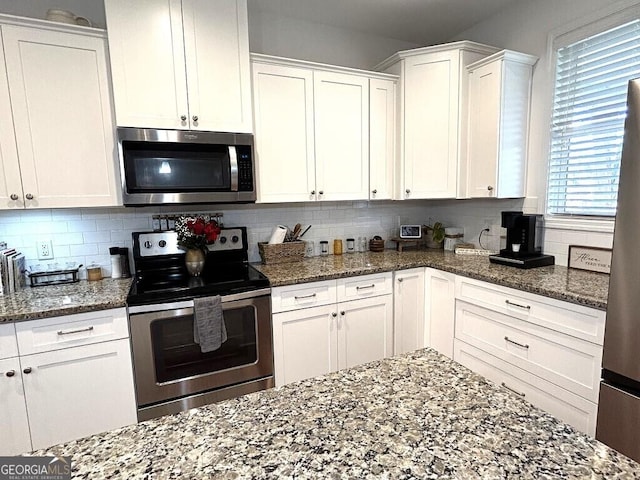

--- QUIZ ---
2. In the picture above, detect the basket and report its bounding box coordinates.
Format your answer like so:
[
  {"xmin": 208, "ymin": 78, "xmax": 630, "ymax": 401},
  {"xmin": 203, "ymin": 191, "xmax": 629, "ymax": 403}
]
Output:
[{"xmin": 258, "ymin": 241, "xmax": 306, "ymax": 264}]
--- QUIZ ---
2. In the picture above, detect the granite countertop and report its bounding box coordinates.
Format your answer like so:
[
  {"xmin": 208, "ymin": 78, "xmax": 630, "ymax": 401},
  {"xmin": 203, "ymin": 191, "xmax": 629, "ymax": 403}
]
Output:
[
  {"xmin": 0, "ymin": 278, "xmax": 132, "ymax": 323},
  {"xmin": 34, "ymin": 348, "xmax": 638, "ymax": 478},
  {"xmin": 253, "ymin": 250, "xmax": 610, "ymax": 310}
]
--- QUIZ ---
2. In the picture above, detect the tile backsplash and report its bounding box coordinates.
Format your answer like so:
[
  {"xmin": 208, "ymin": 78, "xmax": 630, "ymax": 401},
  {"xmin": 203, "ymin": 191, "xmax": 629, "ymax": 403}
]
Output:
[{"xmin": 0, "ymin": 198, "xmax": 526, "ymax": 278}]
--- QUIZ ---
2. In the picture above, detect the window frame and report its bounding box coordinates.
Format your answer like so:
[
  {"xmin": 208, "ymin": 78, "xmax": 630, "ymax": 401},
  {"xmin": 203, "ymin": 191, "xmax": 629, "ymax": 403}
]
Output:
[{"xmin": 544, "ymin": 0, "xmax": 640, "ymax": 232}]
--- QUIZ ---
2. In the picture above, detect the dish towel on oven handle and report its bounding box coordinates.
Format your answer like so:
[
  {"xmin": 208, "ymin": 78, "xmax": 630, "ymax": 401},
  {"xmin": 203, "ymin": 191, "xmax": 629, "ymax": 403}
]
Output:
[{"xmin": 193, "ymin": 295, "xmax": 228, "ymax": 353}]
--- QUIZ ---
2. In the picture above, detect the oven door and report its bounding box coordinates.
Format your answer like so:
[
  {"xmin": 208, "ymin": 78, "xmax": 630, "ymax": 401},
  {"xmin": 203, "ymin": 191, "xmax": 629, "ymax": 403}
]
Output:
[
  {"xmin": 118, "ymin": 128, "xmax": 255, "ymax": 205},
  {"xmin": 128, "ymin": 290, "xmax": 272, "ymax": 415}
]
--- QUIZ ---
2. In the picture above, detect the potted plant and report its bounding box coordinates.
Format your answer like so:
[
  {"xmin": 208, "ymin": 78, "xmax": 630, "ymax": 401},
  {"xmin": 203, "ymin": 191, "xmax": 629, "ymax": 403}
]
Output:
[
  {"xmin": 175, "ymin": 215, "xmax": 221, "ymax": 276},
  {"xmin": 425, "ymin": 221, "xmax": 445, "ymax": 249}
]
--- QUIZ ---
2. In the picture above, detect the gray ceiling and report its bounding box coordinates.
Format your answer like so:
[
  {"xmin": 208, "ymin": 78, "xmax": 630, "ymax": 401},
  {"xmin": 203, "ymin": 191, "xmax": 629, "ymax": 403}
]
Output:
[{"xmin": 247, "ymin": 0, "xmax": 524, "ymax": 45}]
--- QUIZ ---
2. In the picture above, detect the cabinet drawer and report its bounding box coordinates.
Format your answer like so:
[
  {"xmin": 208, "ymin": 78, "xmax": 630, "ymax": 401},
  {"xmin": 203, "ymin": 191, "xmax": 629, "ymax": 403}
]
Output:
[
  {"xmin": 454, "ymin": 340, "xmax": 597, "ymax": 436},
  {"xmin": 455, "ymin": 301, "xmax": 602, "ymax": 402},
  {"xmin": 455, "ymin": 276, "xmax": 606, "ymax": 345},
  {"xmin": 0, "ymin": 323, "xmax": 18, "ymax": 360},
  {"xmin": 337, "ymin": 272, "xmax": 392, "ymax": 302},
  {"xmin": 15, "ymin": 308, "xmax": 128, "ymax": 355},
  {"xmin": 272, "ymin": 280, "xmax": 337, "ymax": 313}
]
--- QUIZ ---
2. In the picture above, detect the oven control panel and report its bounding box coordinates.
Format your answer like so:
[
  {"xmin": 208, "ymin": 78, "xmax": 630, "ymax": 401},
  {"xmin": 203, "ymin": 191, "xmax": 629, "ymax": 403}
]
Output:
[{"xmin": 136, "ymin": 229, "xmax": 245, "ymax": 257}]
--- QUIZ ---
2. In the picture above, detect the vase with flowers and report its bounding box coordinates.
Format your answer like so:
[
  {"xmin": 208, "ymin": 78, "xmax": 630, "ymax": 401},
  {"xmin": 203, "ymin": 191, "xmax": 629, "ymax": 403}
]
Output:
[{"xmin": 175, "ymin": 215, "xmax": 221, "ymax": 276}]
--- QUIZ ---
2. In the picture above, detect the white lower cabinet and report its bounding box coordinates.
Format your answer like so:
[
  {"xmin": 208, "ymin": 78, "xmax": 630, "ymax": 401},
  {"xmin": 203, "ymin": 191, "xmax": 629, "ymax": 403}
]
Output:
[
  {"xmin": 1, "ymin": 308, "xmax": 137, "ymax": 454},
  {"xmin": 455, "ymin": 341, "xmax": 598, "ymax": 435},
  {"xmin": 20, "ymin": 338, "xmax": 136, "ymax": 450},
  {"xmin": 424, "ymin": 268, "xmax": 455, "ymax": 358},
  {"xmin": 453, "ymin": 276, "xmax": 605, "ymax": 435},
  {"xmin": 0, "ymin": 357, "xmax": 32, "ymax": 454},
  {"xmin": 272, "ymin": 274, "xmax": 393, "ymax": 387},
  {"xmin": 393, "ymin": 268, "xmax": 425, "ymax": 355}
]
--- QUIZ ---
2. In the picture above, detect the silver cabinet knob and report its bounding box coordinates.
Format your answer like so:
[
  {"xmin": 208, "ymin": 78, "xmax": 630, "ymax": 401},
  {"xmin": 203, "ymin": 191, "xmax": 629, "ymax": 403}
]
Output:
[
  {"xmin": 319, "ymin": 191, "xmax": 324, "ymax": 195},
  {"xmin": 192, "ymin": 115, "xmax": 198, "ymax": 122},
  {"xmin": 23, "ymin": 367, "xmax": 32, "ymax": 374},
  {"xmin": 398, "ymin": 278, "xmax": 403, "ymax": 283},
  {"xmin": 180, "ymin": 115, "xmax": 187, "ymax": 122},
  {"xmin": 9, "ymin": 194, "xmax": 18, "ymax": 201},
  {"xmin": 311, "ymin": 190, "xmax": 316, "ymax": 195},
  {"xmin": 372, "ymin": 189, "xmax": 377, "ymax": 195},
  {"xmin": 25, "ymin": 193, "xmax": 34, "ymax": 200},
  {"xmin": 487, "ymin": 186, "xmax": 494, "ymax": 191},
  {"xmin": 331, "ymin": 312, "xmax": 337, "ymax": 318},
  {"xmin": 5, "ymin": 370, "xmax": 15, "ymax": 377},
  {"xmin": 340, "ymin": 311, "xmax": 345, "ymax": 316},
  {"xmin": 405, "ymin": 189, "xmax": 410, "ymax": 195}
]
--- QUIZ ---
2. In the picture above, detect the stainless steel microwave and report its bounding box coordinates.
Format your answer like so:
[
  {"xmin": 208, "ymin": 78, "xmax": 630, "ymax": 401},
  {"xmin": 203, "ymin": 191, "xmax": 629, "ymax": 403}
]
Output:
[{"xmin": 117, "ymin": 128, "xmax": 256, "ymax": 205}]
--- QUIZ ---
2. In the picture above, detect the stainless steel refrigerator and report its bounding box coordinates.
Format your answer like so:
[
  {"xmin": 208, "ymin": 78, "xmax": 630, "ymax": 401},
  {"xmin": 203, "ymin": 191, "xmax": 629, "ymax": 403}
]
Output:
[{"xmin": 595, "ymin": 79, "xmax": 640, "ymax": 462}]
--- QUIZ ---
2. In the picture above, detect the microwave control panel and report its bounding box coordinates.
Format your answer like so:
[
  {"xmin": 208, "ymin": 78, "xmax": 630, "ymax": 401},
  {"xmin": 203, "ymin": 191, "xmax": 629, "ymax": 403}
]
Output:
[{"xmin": 237, "ymin": 146, "xmax": 254, "ymax": 191}]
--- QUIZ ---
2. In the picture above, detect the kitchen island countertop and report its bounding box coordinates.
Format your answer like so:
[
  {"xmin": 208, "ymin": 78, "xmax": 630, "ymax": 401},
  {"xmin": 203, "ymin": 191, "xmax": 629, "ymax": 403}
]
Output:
[
  {"xmin": 253, "ymin": 249, "xmax": 610, "ymax": 310},
  {"xmin": 34, "ymin": 348, "xmax": 638, "ymax": 478},
  {"xmin": 0, "ymin": 278, "xmax": 132, "ymax": 323}
]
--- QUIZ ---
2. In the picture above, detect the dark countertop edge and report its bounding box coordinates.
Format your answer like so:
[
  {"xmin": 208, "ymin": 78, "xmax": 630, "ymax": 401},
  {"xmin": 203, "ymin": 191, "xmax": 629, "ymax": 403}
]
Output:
[
  {"xmin": 3, "ymin": 301, "xmax": 128, "ymax": 323},
  {"xmin": 259, "ymin": 258, "xmax": 608, "ymax": 311}
]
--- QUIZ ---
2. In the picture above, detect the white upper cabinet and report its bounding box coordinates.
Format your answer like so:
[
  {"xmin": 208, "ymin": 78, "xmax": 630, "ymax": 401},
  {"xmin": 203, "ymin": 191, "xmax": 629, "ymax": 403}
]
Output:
[
  {"xmin": 252, "ymin": 55, "xmax": 397, "ymax": 204},
  {"xmin": 465, "ymin": 50, "xmax": 537, "ymax": 198},
  {"xmin": 0, "ymin": 20, "xmax": 120, "ymax": 209},
  {"xmin": 105, "ymin": 0, "xmax": 252, "ymax": 133},
  {"xmin": 252, "ymin": 63, "xmax": 316, "ymax": 203},
  {"xmin": 369, "ymin": 78, "xmax": 396, "ymax": 200},
  {"xmin": 377, "ymin": 41, "xmax": 498, "ymax": 200},
  {"xmin": 314, "ymin": 71, "xmax": 369, "ymax": 201}
]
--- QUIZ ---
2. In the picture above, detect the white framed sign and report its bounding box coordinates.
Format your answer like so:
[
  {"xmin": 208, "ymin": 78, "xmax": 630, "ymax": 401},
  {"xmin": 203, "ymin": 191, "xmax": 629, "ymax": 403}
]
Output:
[{"xmin": 568, "ymin": 245, "xmax": 612, "ymax": 274}]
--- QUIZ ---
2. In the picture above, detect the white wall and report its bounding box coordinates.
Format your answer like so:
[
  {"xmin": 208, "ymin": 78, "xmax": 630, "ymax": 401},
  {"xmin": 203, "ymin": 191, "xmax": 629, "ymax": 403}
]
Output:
[
  {"xmin": 0, "ymin": 0, "xmax": 105, "ymax": 27},
  {"xmin": 445, "ymin": 0, "xmax": 635, "ymax": 265},
  {"xmin": 247, "ymin": 9, "xmax": 420, "ymax": 69}
]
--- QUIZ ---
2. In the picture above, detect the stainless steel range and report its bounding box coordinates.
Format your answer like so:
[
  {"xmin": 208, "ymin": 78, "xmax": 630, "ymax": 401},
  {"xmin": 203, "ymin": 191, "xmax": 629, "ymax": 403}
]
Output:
[{"xmin": 127, "ymin": 227, "xmax": 273, "ymax": 421}]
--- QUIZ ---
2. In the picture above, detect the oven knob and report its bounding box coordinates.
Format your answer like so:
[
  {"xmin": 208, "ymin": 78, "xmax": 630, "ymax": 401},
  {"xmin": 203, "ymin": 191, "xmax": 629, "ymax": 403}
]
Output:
[
  {"xmin": 159, "ymin": 240, "xmax": 167, "ymax": 248},
  {"xmin": 144, "ymin": 241, "xmax": 152, "ymax": 249},
  {"xmin": 219, "ymin": 236, "xmax": 227, "ymax": 244},
  {"xmin": 232, "ymin": 235, "xmax": 239, "ymax": 243}
]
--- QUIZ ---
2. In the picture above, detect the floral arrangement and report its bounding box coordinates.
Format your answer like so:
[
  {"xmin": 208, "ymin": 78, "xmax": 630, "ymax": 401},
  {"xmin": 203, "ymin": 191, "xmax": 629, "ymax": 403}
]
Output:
[{"xmin": 175, "ymin": 215, "xmax": 221, "ymax": 250}]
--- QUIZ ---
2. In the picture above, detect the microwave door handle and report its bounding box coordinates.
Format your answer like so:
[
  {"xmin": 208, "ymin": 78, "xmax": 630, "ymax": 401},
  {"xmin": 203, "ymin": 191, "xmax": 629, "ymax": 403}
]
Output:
[{"xmin": 229, "ymin": 146, "xmax": 239, "ymax": 192}]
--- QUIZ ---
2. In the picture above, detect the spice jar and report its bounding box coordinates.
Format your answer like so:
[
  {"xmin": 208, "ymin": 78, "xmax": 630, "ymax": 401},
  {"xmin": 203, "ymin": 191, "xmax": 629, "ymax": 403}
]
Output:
[
  {"xmin": 320, "ymin": 241, "xmax": 329, "ymax": 256},
  {"xmin": 333, "ymin": 239, "xmax": 343, "ymax": 255},
  {"xmin": 346, "ymin": 238, "xmax": 355, "ymax": 253}
]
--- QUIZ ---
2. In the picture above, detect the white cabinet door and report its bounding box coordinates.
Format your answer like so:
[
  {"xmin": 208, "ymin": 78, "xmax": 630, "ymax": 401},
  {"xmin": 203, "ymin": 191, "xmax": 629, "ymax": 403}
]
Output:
[
  {"xmin": 466, "ymin": 51, "xmax": 535, "ymax": 199},
  {"xmin": 272, "ymin": 304, "xmax": 337, "ymax": 387},
  {"xmin": 467, "ymin": 59, "xmax": 500, "ymax": 198},
  {"xmin": 339, "ymin": 295, "xmax": 393, "ymax": 370},
  {"xmin": 369, "ymin": 78, "xmax": 395, "ymax": 200},
  {"xmin": 393, "ymin": 268, "xmax": 426, "ymax": 355},
  {"xmin": 0, "ymin": 357, "xmax": 32, "ymax": 455},
  {"xmin": 104, "ymin": 0, "xmax": 188, "ymax": 129},
  {"xmin": 182, "ymin": 0, "xmax": 251, "ymax": 133},
  {"xmin": 252, "ymin": 63, "xmax": 316, "ymax": 203},
  {"xmin": 424, "ymin": 268, "xmax": 455, "ymax": 358},
  {"xmin": 21, "ymin": 339, "xmax": 137, "ymax": 450},
  {"xmin": 402, "ymin": 51, "xmax": 458, "ymax": 199},
  {"xmin": 0, "ymin": 323, "xmax": 18, "ymax": 360},
  {"xmin": 314, "ymin": 71, "xmax": 369, "ymax": 201},
  {"xmin": 2, "ymin": 25, "xmax": 119, "ymax": 208},
  {"xmin": 0, "ymin": 33, "xmax": 23, "ymax": 210}
]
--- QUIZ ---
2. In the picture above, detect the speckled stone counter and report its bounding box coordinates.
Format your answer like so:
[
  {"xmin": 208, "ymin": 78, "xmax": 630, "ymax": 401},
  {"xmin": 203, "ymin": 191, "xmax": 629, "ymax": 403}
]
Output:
[
  {"xmin": 34, "ymin": 348, "xmax": 638, "ymax": 478},
  {"xmin": 0, "ymin": 278, "xmax": 132, "ymax": 323},
  {"xmin": 253, "ymin": 250, "xmax": 610, "ymax": 310}
]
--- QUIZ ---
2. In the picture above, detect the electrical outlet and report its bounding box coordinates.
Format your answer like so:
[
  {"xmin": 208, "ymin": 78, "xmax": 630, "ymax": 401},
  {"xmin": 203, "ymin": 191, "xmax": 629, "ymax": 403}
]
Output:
[{"xmin": 37, "ymin": 240, "xmax": 53, "ymax": 260}]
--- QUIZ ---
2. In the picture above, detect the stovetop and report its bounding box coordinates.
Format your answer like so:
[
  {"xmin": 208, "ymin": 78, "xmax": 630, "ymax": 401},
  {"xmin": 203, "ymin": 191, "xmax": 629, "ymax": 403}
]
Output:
[{"xmin": 127, "ymin": 227, "xmax": 270, "ymax": 306}]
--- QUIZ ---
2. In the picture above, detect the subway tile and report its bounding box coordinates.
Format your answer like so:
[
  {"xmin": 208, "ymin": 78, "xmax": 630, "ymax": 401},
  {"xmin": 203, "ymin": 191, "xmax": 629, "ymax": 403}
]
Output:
[
  {"xmin": 69, "ymin": 244, "xmax": 99, "ymax": 256},
  {"xmin": 68, "ymin": 220, "xmax": 97, "ymax": 233},
  {"xmin": 96, "ymin": 219, "xmax": 124, "ymax": 231},
  {"xmin": 53, "ymin": 233, "xmax": 84, "ymax": 246}
]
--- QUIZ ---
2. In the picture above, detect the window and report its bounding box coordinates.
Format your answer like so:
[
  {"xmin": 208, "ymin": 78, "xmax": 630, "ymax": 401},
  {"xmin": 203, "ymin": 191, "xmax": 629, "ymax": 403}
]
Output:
[{"xmin": 547, "ymin": 20, "xmax": 640, "ymax": 217}]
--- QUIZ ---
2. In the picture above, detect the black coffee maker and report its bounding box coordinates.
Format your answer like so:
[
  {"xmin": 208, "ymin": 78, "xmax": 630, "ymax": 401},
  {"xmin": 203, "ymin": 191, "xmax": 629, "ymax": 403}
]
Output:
[{"xmin": 489, "ymin": 211, "xmax": 555, "ymax": 269}]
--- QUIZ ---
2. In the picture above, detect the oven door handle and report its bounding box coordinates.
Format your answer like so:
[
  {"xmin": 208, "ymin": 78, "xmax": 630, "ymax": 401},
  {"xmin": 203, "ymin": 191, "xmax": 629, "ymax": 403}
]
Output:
[{"xmin": 127, "ymin": 288, "xmax": 271, "ymax": 314}]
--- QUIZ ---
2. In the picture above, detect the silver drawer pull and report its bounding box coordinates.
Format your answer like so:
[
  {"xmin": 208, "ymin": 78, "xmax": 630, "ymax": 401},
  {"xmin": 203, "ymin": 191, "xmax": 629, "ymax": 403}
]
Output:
[
  {"xmin": 356, "ymin": 284, "xmax": 376, "ymax": 290},
  {"xmin": 294, "ymin": 293, "xmax": 317, "ymax": 300},
  {"xmin": 57, "ymin": 326, "xmax": 94, "ymax": 336},
  {"xmin": 504, "ymin": 336, "xmax": 529, "ymax": 349},
  {"xmin": 505, "ymin": 300, "xmax": 531, "ymax": 310},
  {"xmin": 501, "ymin": 382, "xmax": 526, "ymax": 398}
]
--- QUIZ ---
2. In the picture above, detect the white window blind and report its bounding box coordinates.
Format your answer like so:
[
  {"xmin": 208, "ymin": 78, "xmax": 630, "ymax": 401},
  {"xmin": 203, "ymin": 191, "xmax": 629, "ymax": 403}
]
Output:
[{"xmin": 547, "ymin": 20, "xmax": 640, "ymax": 217}]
